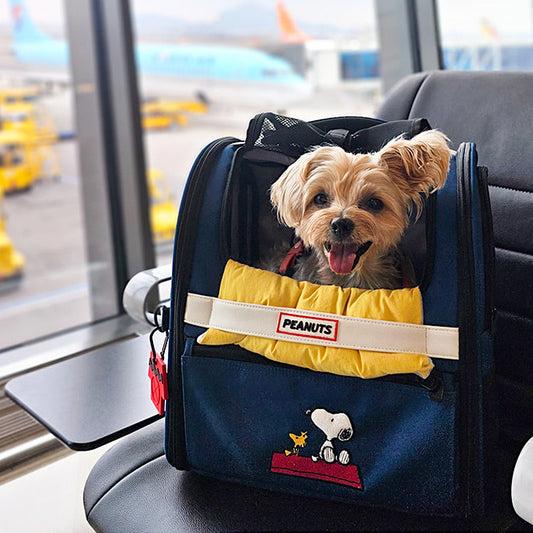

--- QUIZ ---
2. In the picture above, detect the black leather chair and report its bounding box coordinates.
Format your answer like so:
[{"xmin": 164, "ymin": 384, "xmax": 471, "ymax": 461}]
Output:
[{"xmin": 83, "ymin": 71, "xmax": 533, "ymax": 532}]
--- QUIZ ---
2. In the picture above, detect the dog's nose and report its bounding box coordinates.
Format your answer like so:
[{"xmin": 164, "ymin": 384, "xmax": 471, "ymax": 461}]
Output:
[{"xmin": 330, "ymin": 217, "xmax": 354, "ymax": 240}]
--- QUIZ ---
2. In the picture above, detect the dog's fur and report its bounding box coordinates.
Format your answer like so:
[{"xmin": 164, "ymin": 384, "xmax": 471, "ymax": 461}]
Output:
[{"xmin": 269, "ymin": 130, "xmax": 451, "ymax": 289}]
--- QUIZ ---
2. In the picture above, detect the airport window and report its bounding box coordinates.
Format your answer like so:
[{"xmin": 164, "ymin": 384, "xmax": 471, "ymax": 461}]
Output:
[
  {"xmin": 0, "ymin": 0, "xmax": 390, "ymax": 352},
  {"xmin": 0, "ymin": 0, "xmax": 386, "ymax": 358},
  {"xmin": 130, "ymin": 0, "xmax": 384, "ymax": 267},
  {"xmin": 437, "ymin": 0, "xmax": 533, "ymax": 71}
]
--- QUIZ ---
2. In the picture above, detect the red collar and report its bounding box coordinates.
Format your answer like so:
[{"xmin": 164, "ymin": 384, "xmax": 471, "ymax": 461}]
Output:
[{"xmin": 278, "ymin": 240, "xmax": 306, "ymax": 276}]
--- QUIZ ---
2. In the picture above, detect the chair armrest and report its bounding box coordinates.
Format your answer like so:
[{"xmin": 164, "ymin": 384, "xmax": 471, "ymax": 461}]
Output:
[
  {"xmin": 512, "ymin": 436, "xmax": 533, "ymax": 525},
  {"xmin": 123, "ymin": 264, "xmax": 172, "ymax": 325}
]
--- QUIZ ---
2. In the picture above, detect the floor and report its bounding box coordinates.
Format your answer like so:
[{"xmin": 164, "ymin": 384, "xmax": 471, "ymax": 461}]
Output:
[{"xmin": 0, "ymin": 444, "xmax": 112, "ymax": 533}]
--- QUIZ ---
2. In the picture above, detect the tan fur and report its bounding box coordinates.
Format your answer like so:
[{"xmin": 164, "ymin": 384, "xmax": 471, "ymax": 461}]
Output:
[{"xmin": 269, "ymin": 130, "xmax": 451, "ymax": 289}]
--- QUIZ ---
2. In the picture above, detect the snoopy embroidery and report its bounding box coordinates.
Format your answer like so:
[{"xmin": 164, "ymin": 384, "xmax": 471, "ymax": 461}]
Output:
[{"xmin": 307, "ymin": 408, "xmax": 353, "ymax": 465}]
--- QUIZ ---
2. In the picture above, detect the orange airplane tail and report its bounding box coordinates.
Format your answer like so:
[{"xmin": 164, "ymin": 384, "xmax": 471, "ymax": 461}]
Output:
[{"xmin": 276, "ymin": 2, "xmax": 309, "ymax": 43}]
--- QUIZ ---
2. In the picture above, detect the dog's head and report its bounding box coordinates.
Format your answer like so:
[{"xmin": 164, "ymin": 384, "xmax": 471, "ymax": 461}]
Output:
[
  {"xmin": 307, "ymin": 408, "xmax": 354, "ymax": 442},
  {"xmin": 270, "ymin": 130, "xmax": 451, "ymax": 276}
]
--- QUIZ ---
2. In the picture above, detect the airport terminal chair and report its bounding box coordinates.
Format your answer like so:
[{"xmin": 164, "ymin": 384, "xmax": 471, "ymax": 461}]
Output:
[{"xmin": 82, "ymin": 70, "xmax": 533, "ymax": 532}]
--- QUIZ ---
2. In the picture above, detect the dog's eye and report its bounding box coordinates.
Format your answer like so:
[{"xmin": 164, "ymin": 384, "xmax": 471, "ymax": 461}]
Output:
[
  {"xmin": 313, "ymin": 193, "xmax": 329, "ymax": 207},
  {"xmin": 365, "ymin": 197, "xmax": 384, "ymax": 212}
]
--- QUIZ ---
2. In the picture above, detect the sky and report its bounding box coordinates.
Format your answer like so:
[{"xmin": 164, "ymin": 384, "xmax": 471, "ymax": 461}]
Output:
[
  {"xmin": 0, "ymin": 0, "xmax": 531, "ymax": 42},
  {"xmin": 0, "ymin": 0, "xmax": 374, "ymax": 28}
]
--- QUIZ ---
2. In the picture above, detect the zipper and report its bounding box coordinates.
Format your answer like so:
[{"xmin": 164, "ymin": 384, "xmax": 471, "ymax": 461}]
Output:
[
  {"xmin": 172, "ymin": 136, "xmax": 239, "ymax": 355},
  {"xmin": 166, "ymin": 135, "xmax": 239, "ymax": 470},
  {"xmin": 378, "ymin": 368, "xmax": 444, "ymax": 402},
  {"xmin": 192, "ymin": 341, "xmax": 444, "ymax": 402},
  {"xmin": 477, "ymin": 166, "xmax": 496, "ymax": 333},
  {"xmin": 219, "ymin": 144, "xmax": 241, "ymax": 261},
  {"xmin": 419, "ymin": 193, "xmax": 437, "ymax": 293},
  {"xmin": 456, "ymin": 142, "xmax": 482, "ymax": 518},
  {"xmin": 421, "ymin": 370, "xmax": 445, "ymax": 402}
]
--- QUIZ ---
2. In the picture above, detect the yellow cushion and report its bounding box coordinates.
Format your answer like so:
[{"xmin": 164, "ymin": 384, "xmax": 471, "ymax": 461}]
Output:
[{"xmin": 197, "ymin": 260, "xmax": 433, "ymax": 379}]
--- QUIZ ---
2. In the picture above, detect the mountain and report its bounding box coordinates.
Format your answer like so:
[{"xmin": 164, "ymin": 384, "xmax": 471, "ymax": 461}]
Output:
[{"xmin": 133, "ymin": 3, "xmax": 361, "ymax": 42}]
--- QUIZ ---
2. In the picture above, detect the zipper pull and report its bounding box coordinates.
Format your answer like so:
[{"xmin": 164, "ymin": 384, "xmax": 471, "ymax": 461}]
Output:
[
  {"xmin": 153, "ymin": 304, "xmax": 170, "ymax": 334},
  {"xmin": 422, "ymin": 370, "xmax": 444, "ymax": 402},
  {"xmin": 148, "ymin": 327, "xmax": 169, "ymax": 415}
]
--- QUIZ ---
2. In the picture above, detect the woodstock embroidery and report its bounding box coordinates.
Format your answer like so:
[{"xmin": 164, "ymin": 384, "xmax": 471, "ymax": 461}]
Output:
[{"xmin": 285, "ymin": 431, "xmax": 308, "ymax": 456}]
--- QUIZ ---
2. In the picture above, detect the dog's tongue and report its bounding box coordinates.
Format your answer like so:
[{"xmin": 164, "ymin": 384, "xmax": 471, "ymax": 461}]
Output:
[{"xmin": 329, "ymin": 243, "xmax": 358, "ymax": 274}]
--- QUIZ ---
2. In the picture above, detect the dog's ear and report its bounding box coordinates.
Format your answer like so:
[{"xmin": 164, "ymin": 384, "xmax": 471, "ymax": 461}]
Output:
[
  {"xmin": 270, "ymin": 146, "xmax": 341, "ymax": 228},
  {"xmin": 377, "ymin": 130, "xmax": 451, "ymax": 212}
]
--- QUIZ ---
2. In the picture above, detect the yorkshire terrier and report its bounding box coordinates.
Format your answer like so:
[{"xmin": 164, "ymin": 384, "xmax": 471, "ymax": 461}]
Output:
[{"xmin": 268, "ymin": 130, "xmax": 451, "ymax": 289}]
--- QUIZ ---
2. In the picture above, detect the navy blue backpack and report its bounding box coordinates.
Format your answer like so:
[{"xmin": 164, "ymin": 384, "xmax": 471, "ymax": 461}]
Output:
[{"xmin": 160, "ymin": 113, "xmax": 495, "ymax": 518}]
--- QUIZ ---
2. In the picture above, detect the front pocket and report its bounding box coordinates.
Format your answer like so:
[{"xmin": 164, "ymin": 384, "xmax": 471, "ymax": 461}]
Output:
[{"xmin": 182, "ymin": 351, "xmax": 458, "ymax": 516}]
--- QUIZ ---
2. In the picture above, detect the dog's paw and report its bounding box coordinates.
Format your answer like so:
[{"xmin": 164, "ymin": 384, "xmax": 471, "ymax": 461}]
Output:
[
  {"xmin": 338, "ymin": 449, "xmax": 350, "ymax": 465},
  {"xmin": 322, "ymin": 446, "xmax": 335, "ymax": 464}
]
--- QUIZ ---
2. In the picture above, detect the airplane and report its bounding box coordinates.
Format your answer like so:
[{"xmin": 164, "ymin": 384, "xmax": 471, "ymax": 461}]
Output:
[
  {"xmin": 274, "ymin": 1, "xmax": 533, "ymax": 80},
  {"xmin": 6, "ymin": 0, "xmax": 313, "ymax": 109},
  {"xmin": 276, "ymin": 1, "xmax": 310, "ymax": 44}
]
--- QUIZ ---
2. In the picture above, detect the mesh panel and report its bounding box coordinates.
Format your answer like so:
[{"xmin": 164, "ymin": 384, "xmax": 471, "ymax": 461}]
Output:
[
  {"xmin": 276, "ymin": 115, "xmax": 301, "ymax": 128},
  {"xmin": 248, "ymin": 114, "xmax": 432, "ymax": 159},
  {"xmin": 255, "ymin": 117, "xmax": 277, "ymax": 147},
  {"xmin": 253, "ymin": 113, "xmax": 315, "ymax": 156}
]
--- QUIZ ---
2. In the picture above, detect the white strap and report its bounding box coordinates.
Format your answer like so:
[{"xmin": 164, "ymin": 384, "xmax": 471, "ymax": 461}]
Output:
[{"xmin": 185, "ymin": 293, "xmax": 459, "ymax": 361}]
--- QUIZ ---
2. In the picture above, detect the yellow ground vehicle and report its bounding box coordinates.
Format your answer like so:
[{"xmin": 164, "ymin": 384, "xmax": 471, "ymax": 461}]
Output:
[
  {"xmin": 0, "ymin": 186, "xmax": 24, "ymax": 281},
  {"xmin": 0, "ymin": 129, "xmax": 59, "ymax": 192},
  {"xmin": 141, "ymin": 104, "xmax": 174, "ymax": 130},
  {"xmin": 0, "ymin": 130, "xmax": 37, "ymax": 191},
  {"xmin": 150, "ymin": 99, "xmax": 207, "ymax": 125},
  {"xmin": 0, "ymin": 87, "xmax": 40, "ymax": 106},
  {"xmin": 1, "ymin": 102, "xmax": 58, "ymax": 145},
  {"xmin": 147, "ymin": 169, "xmax": 179, "ymax": 243},
  {"xmin": 141, "ymin": 99, "xmax": 207, "ymax": 130}
]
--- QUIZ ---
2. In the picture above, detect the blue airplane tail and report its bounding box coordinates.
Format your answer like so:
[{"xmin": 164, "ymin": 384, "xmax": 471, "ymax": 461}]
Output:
[{"xmin": 9, "ymin": 0, "xmax": 53, "ymax": 43}]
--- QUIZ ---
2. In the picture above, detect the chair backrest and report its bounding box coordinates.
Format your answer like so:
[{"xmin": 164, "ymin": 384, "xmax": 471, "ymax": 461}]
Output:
[{"xmin": 377, "ymin": 70, "xmax": 533, "ymax": 448}]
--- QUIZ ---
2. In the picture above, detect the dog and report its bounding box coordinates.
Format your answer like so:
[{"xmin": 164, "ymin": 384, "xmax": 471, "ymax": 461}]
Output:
[{"xmin": 268, "ymin": 130, "xmax": 451, "ymax": 289}]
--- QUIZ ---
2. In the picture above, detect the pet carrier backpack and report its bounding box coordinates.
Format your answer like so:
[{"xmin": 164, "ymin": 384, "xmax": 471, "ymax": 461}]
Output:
[{"xmin": 155, "ymin": 113, "xmax": 494, "ymax": 518}]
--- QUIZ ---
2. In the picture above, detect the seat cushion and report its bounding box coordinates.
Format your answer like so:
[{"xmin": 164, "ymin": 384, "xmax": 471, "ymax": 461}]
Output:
[{"xmin": 84, "ymin": 419, "xmax": 531, "ymax": 533}]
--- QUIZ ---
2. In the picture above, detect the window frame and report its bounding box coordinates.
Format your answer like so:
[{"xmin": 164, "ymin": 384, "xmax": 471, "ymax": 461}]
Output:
[
  {"xmin": 375, "ymin": 0, "xmax": 442, "ymax": 92},
  {"xmin": 66, "ymin": 0, "xmax": 154, "ymax": 321},
  {"xmin": 1, "ymin": 0, "xmax": 154, "ymax": 479}
]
